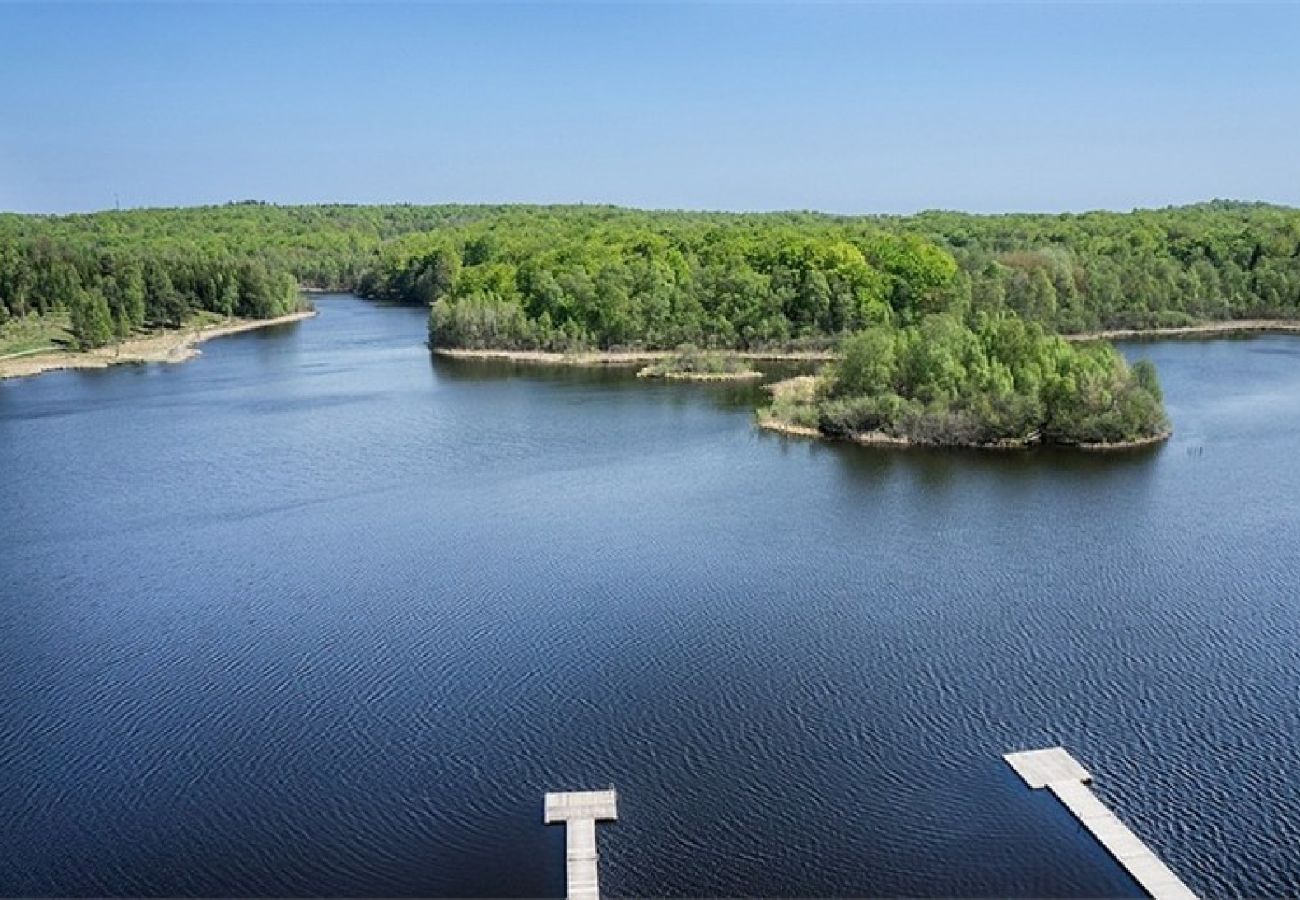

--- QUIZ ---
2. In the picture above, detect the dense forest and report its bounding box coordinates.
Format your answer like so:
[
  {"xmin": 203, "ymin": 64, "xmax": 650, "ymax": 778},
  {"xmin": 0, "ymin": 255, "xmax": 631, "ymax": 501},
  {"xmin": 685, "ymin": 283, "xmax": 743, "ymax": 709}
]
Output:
[
  {"xmin": 0, "ymin": 203, "xmax": 502, "ymax": 349},
  {"xmin": 4, "ymin": 201, "xmax": 1299, "ymax": 351},
  {"xmin": 356, "ymin": 201, "xmax": 1300, "ymax": 348},
  {"xmin": 0, "ymin": 244, "xmax": 303, "ymax": 350},
  {"xmin": 904, "ymin": 202, "xmax": 1300, "ymax": 332}
]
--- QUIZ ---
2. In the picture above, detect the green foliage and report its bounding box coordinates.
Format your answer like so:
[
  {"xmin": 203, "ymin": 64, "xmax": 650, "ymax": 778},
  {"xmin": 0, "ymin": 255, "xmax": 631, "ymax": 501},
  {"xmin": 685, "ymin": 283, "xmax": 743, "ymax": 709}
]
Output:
[
  {"xmin": 0, "ymin": 217, "xmax": 311, "ymax": 347},
  {"xmin": 831, "ymin": 328, "xmax": 898, "ymax": 398},
  {"xmin": 772, "ymin": 314, "xmax": 1169, "ymax": 446},
  {"xmin": 907, "ymin": 202, "xmax": 1300, "ymax": 331},
  {"xmin": 350, "ymin": 202, "xmax": 1300, "ymax": 349},
  {"xmin": 364, "ymin": 209, "xmax": 956, "ymax": 350},
  {"xmin": 5, "ymin": 201, "xmax": 1300, "ymax": 350},
  {"xmin": 68, "ymin": 287, "xmax": 114, "ymax": 349},
  {"xmin": 429, "ymin": 292, "xmax": 535, "ymax": 349},
  {"xmin": 0, "ymin": 310, "xmax": 71, "ymax": 357},
  {"xmin": 639, "ymin": 345, "xmax": 755, "ymax": 378},
  {"xmin": 2, "ymin": 199, "xmax": 1297, "ymax": 429},
  {"xmin": 1132, "ymin": 359, "xmax": 1163, "ymax": 402}
]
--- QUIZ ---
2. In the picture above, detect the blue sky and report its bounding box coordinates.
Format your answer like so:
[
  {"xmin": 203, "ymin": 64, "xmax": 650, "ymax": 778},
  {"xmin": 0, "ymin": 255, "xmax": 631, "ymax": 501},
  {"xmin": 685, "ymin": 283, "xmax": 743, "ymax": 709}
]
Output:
[{"xmin": 2, "ymin": 2, "xmax": 1298, "ymax": 214}]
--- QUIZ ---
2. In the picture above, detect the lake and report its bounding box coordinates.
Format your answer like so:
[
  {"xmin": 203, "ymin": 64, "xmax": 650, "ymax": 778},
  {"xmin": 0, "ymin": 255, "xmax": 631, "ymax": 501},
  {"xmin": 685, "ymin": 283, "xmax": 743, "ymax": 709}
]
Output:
[{"xmin": 2, "ymin": 295, "xmax": 1298, "ymax": 897}]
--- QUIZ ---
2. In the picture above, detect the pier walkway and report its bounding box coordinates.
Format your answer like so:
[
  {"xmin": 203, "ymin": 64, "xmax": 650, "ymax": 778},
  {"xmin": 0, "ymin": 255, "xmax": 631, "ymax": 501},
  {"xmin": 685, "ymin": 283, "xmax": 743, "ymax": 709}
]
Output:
[
  {"xmin": 544, "ymin": 789, "xmax": 617, "ymax": 900},
  {"xmin": 1004, "ymin": 747, "xmax": 1197, "ymax": 900}
]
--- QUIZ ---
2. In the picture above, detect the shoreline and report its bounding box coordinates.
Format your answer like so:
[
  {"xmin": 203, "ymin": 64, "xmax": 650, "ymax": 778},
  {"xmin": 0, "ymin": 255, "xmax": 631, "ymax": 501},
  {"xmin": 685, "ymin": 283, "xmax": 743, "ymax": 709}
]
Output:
[
  {"xmin": 435, "ymin": 320, "xmax": 1300, "ymax": 368},
  {"xmin": 637, "ymin": 366, "xmax": 763, "ymax": 382},
  {"xmin": 433, "ymin": 347, "xmax": 836, "ymax": 366},
  {"xmin": 757, "ymin": 376, "xmax": 1173, "ymax": 452},
  {"xmin": 1075, "ymin": 430, "xmax": 1173, "ymax": 450},
  {"xmin": 0, "ymin": 310, "xmax": 317, "ymax": 381},
  {"xmin": 757, "ymin": 414, "xmax": 1171, "ymax": 452},
  {"xmin": 1065, "ymin": 319, "xmax": 1300, "ymax": 342}
]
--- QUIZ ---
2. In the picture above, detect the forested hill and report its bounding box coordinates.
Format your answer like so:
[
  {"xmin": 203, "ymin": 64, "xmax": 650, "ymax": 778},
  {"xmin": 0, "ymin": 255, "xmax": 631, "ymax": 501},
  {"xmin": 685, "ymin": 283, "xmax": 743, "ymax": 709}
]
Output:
[
  {"xmin": 3, "ymin": 201, "xmax": 1299, "ymax": 352},
  {"xmin": 902, "ymin": 202, "xmax": 1300, "ymax": 333},
  {"xmin": 359, "ymin": 202, "xmax": 1300, "ymax": 349},
  {"xmin": 0, "ymin": 203, "xmax": 496, "ymax": 348},
  {"xmin": 0, "ymin": 203, "xmax": 504, "ymax": 295}
]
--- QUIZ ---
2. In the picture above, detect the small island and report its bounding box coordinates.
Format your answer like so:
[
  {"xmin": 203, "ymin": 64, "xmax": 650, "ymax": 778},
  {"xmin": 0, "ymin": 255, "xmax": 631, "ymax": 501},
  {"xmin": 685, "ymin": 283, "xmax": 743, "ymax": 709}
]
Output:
[
  {"xmin": 636, "ymin": 346, "xmax": 762, "ymax": 381},
  {"xmin": 759, "ymin": 315, "xmax": 1171, "ymax": 450}
]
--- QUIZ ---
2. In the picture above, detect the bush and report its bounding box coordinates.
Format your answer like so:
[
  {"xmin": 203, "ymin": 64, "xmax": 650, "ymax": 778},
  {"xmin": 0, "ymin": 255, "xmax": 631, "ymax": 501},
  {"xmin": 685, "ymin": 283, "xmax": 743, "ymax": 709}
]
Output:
[
  {"xmin": 785, "ymin": 313, "xmax": 1170, "ymax": 447},
  {"xmin": 817, "ymin": 394, "xmax": 906, "ymax": 437},
  {"xmin": 640, "ymin": 345, "xmax": 753, "ymax": 377}
]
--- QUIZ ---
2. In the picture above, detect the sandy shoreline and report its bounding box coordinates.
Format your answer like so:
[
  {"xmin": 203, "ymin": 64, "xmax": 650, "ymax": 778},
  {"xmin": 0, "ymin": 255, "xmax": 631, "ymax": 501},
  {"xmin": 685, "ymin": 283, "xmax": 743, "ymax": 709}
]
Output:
[
  {"xmin": 0, "ymin": 310, "xmax": 317, "ymax": 381},
  {"xmin": 1065, "ymin": 319, "xmax": 1300, "ymax": 342},
  {"xmin": 434, "ymin": 347, "xmax": 836, "ymax": 366},
  {"xmin": 1075, "ymin": 430, "xmax": 1173, "ymax": 450},
  {"xmin": 755, "ymin": 415, "xmax": 824, "ymax": 439},
  {"xmin": 637, "ymin": 366, "xmax": 763, "ymax": 382},
  {"xmin": 436, "ymin": 320, "xmax": 1300, "ymax": 367}
]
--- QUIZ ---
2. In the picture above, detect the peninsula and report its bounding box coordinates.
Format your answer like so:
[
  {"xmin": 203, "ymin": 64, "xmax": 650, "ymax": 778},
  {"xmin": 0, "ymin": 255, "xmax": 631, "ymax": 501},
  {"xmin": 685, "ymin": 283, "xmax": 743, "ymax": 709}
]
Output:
[{"xmin": 0, "ymin": 310, "xmax": 316, "ymax": 381}]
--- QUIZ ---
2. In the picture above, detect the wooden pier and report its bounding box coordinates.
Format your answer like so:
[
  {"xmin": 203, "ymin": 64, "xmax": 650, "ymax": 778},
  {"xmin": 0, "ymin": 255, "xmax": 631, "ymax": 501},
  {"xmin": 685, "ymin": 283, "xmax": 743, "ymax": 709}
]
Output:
[
  {"xmin": 544, "ymin": 789, "xmax": 617, "ymax": 900},
  {"xmin": 1004, "ymin": 747, "xmax": 1197, "ymax": 900}
]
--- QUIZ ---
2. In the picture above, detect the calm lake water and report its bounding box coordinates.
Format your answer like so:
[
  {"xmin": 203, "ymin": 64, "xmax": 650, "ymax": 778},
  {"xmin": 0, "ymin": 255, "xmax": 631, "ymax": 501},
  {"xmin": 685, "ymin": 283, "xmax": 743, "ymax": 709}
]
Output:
[{"xmin": 3, "ymin": 295, "xmax": 1298, "ymax": 898}]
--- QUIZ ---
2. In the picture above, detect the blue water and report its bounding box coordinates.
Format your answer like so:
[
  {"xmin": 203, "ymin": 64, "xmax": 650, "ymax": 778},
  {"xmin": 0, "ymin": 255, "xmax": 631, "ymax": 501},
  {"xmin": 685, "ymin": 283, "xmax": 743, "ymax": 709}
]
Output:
[{"xmin": 2, "ymin": 296, "xmax": 1298, "ymax": 897}]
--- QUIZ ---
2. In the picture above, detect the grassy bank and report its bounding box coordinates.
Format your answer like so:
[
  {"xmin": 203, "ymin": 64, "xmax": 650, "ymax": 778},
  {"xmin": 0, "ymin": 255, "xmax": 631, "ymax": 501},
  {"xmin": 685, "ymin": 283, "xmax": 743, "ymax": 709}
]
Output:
[
  {"xmin": 0, "ymin": 310, "xmax": 316, "ymax": 381},
  {"xmin": 0, "ymin": 312, "xmax": 74, "ymax": 359},
  {"xmin": 1065, "ymin": 319, "xmax": 1300, "ymax": 342},
  {"xmin": 637, "ymin": 347, "xmax": 763, "ymax": 381},
  {"xmin": 433, "ymin": 347, "xmax": 835, "ymax": 366}
]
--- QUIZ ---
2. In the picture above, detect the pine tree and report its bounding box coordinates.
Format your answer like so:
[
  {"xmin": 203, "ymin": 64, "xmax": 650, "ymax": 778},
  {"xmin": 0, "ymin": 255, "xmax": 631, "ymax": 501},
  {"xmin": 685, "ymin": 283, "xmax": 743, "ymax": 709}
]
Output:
[{"xmin": 69, "ymin": 287, "xmax": 114, "ymax": 350}]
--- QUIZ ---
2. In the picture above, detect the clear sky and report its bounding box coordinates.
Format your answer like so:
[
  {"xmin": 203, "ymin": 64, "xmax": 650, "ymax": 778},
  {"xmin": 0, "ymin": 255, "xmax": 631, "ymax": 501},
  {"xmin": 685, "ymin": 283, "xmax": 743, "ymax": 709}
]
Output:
[{"xmin": 3, "ymin": 2, "xmax": 1298, "ymax": 215}]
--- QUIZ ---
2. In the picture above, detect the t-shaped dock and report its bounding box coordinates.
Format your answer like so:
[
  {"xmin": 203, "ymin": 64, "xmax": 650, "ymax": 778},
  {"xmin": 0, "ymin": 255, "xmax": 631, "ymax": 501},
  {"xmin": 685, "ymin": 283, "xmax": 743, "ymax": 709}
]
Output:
[
  {"xmin": 544, "ymin": 789, "xmax": 617, "ymax": 900},
  {"xmin": 1004, "ymin": 747, "xmax": 1197, "ymax": 900}
]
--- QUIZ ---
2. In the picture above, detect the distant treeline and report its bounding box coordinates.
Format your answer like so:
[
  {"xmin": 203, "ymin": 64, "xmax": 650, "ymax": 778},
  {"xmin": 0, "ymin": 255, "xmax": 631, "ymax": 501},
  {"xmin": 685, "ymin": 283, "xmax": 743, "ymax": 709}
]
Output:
[
  {"xmin": 357, "ymin": 202, "xmax": 1300, "ymax": 348},
  {"xmin": 904, "ymin": 202, "xmax": 1300, "ymax": 332},
  {"xmin": 0, "ymin": 203, "xmax": 502, "ymax": 293},
  {"xmin": 3, "ymin": 201, "xmax": 1299, "ymax": 352},
  {"xmin": 0, "ymin": 203, "xmax": 498, "ymax": 349}
]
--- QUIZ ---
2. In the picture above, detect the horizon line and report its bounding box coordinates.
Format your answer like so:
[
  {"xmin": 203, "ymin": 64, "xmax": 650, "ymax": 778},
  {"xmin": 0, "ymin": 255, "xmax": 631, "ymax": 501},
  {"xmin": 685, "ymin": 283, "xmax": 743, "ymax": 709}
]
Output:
[{"xmin": 4, "ymin": 197, "xmax": 1293, "ymax": 219}]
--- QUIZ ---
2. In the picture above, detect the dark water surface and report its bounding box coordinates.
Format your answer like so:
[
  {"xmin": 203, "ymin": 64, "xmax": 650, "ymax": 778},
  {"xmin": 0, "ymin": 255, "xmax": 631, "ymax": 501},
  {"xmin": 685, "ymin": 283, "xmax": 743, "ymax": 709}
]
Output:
[{"xmin": 3, "ymin": 296, "xmax": 1298, "ymax": 898}]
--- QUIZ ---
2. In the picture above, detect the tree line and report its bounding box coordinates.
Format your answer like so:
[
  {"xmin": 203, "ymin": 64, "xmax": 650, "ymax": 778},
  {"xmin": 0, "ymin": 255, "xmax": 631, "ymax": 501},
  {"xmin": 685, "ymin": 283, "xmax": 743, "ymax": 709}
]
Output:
[
  {"xmin": 906, "ymin": 201, "xmax": 1300, "ymax": 332},
  {"xmin": 0, "ymin": 202, "xmax": 505, "ymax": 293},
  {"xmin": 0, "ymin": 241, "xmax": 303, "ymax": 349},
  {"xmin": 5, "ymin": 201, "xmax": 1299, "ymax": 346},
  {"xmin": 3, "ymin": 200, "xmax": 1298, "ymax": 362},
  {"xmin": 354, "ymin": 202, "xmax": 1300, "ymax": 348},
  {"xmin": 0, "ymin": 202, "xmax": 509, "ymax": 348}
]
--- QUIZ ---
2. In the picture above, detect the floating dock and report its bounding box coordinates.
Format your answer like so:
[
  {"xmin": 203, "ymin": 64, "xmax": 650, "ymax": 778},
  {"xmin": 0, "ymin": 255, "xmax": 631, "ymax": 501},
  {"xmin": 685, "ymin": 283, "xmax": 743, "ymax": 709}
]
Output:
[
  {"xmin": 1004, "ymin": 747, "xmax": 1197, "ymax": 900},
  {"xmin": 544, "ymin": 789, "xmax": 618, "ymax": 900}
]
